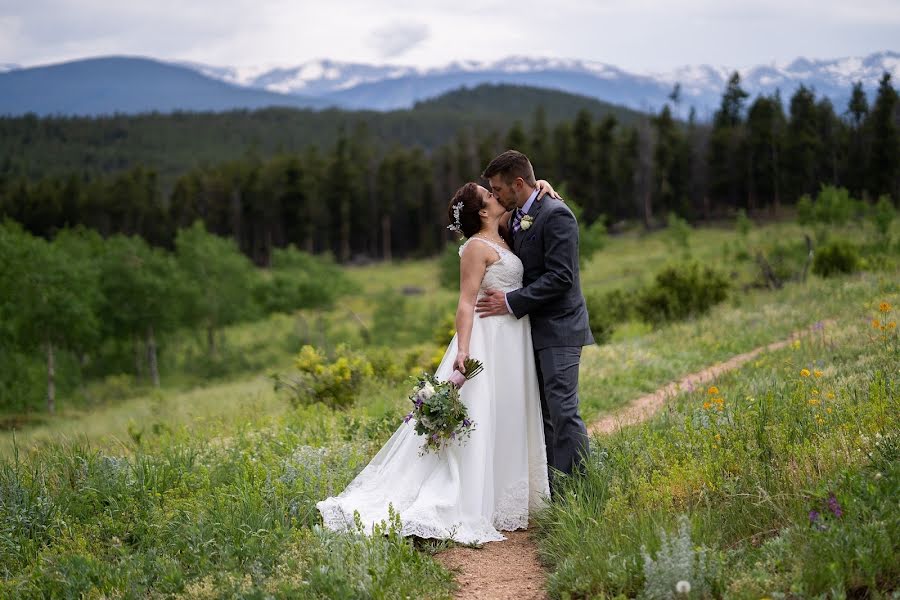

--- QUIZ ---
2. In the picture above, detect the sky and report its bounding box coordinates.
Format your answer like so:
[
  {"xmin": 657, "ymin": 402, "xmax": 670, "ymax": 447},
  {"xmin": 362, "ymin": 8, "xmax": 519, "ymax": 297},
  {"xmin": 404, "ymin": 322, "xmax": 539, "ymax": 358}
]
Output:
[{"xmin": 1, "ymin": 0, "xmax": 898, "ymax": 72}]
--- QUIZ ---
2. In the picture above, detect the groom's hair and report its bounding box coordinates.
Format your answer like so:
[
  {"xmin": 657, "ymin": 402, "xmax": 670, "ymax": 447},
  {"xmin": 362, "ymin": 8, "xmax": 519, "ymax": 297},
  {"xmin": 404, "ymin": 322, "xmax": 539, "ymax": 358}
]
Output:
[{"xmin": 482, "ymin": 150, "xmax": 536, "ymax": 186}]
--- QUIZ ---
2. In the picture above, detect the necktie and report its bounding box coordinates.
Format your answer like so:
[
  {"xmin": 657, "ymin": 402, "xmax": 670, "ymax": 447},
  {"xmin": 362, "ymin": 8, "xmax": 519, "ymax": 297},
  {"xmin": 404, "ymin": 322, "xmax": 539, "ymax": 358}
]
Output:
[{"xmin": 512, "ymin": 208, "xmax": 525, "ymax": 233}]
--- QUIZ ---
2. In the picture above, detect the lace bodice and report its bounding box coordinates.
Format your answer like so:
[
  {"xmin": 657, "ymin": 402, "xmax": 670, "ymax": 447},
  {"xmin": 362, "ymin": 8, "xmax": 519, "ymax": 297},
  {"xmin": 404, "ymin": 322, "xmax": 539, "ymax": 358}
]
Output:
[{"xmin": 458, "ymin": 237, "xmax": 523, "ymax": 294}]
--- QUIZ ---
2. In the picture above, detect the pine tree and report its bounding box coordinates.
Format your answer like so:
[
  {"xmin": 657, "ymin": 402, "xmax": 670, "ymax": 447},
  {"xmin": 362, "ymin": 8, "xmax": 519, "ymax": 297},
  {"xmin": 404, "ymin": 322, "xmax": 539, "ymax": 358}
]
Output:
[
  {"xmin": 784, "ymin": 86, "xmax": 821, "ymax": 202},
  {"xmin": 708, "ymin": 72, "xmax": 749, "ymax": 209},
  {"xmin": 867, "ymin": 73, "xmax": 899, "ymax": 201},
  {"xmin": 845, "ymin": 81, "xmax": 869, "ymax": 197}
]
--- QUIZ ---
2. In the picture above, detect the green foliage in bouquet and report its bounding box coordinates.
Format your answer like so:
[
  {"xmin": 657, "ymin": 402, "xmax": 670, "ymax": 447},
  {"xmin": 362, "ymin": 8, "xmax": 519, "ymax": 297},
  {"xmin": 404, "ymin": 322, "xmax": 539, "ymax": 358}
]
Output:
[{"xmin": 404, "ymin": 359, "xmax": 483, "ymax": 455}]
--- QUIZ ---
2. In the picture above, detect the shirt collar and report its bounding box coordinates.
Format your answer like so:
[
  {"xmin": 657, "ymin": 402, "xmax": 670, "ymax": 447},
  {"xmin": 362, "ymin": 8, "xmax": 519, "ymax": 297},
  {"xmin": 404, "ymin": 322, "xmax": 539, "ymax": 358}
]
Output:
[{"xmin": 521, "ymin": 187, "xmax": 539, "ymax": 215}]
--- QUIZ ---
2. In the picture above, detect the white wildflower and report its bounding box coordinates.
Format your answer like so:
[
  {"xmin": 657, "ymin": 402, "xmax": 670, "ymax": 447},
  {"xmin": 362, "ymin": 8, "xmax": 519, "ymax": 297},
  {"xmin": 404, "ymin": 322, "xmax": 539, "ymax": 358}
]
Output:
[{"xmin": 676, "ymin": 580, "xmax": 691, "ymax": 594}]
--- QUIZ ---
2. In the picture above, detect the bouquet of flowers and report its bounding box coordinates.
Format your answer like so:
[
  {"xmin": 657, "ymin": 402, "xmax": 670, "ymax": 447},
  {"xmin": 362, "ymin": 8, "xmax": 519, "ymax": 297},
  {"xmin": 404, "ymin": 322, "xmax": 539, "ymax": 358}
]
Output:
[{"xmin": 403, "ymin": 358, "xmax": 484, "ymax": 455}]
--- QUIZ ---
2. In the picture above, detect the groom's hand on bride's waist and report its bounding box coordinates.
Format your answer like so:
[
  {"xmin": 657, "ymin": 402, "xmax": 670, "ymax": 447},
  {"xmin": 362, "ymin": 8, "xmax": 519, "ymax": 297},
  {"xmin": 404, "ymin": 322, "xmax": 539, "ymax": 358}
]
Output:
[{"xmin": 475, "ymin": 289, "xmax": 511, "ymax": 317}]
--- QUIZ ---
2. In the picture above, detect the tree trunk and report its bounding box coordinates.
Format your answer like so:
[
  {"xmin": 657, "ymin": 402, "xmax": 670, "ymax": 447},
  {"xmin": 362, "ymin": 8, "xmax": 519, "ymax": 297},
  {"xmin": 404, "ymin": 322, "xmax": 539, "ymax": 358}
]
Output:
[
  {"xmin": 147, "ymin": 324, "xmax": 160, "ymax": 388},
  {"xmin": 46, "ymin": 341, "xmax": 55, "ymax": 414},
  {"xmin": 381, "ymin": 215, "xmax": 392, "ymax": 262}
]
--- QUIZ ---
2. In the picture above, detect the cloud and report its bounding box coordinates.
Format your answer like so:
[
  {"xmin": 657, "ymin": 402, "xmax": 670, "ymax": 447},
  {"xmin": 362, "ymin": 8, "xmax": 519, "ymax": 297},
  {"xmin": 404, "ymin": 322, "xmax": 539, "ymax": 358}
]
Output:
[{"xmin": 367, "ymin": 21, "xmax": 430, "ymax": 58}]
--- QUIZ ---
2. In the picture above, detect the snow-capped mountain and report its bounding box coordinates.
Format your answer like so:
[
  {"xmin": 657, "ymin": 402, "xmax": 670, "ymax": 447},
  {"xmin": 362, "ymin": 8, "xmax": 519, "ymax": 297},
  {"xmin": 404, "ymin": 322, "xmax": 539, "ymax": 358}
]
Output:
[
  {"xmin": 2, "ymin": 51, "xmax": 896, "ymax": 117},
  {"xmin": 183, "ymin": 51, "xmax": 900, "ymax": 113}
]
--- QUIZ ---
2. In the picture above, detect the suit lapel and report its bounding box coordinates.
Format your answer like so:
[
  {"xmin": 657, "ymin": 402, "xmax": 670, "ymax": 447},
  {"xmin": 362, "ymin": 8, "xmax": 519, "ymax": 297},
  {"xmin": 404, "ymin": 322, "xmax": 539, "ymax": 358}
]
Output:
[{"xmin": 513, "ymin": 192, "xmax": 547, "ymax": 255}]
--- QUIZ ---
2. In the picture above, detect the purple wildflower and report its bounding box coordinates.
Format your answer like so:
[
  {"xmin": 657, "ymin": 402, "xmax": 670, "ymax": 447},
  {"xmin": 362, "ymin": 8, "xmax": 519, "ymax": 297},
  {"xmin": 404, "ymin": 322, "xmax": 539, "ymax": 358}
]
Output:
[
  {"xmin": 808, "ymin": 510, "xmax": 820, "ymax": 524},
  {"xmin": 813, "ymin": 321, "xmax": 825, "ymax": 331},
  {"xmin": 462, "ymin": 418, "xmax": 471, "ymax": 427},
  {"xmin": 827, "ymin": 493, "xmax": 843, "ymax": 518}
]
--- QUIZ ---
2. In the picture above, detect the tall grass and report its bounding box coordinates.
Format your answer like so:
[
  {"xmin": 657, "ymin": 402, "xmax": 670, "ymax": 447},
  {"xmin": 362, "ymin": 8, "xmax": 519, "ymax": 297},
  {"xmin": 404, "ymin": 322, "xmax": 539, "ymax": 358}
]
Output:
[{"xmin": 536, "ymin": 290, "xmax": 899, "ymax": 597}]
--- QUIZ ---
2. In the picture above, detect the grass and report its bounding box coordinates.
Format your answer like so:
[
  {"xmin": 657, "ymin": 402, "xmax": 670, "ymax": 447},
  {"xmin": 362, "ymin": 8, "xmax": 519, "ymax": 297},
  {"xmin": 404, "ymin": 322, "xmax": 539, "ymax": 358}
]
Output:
[
  {"xmin": 2, "ymin": 218, "xmax": 898, "ymax": 597},
  {"xmin": 536, "ymin": 285, "xmax": 899, "ymax": 597}
]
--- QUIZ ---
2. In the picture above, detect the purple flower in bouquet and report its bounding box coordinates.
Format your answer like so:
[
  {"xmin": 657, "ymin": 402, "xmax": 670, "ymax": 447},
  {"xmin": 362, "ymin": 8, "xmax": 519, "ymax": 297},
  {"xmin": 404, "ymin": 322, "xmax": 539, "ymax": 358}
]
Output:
[{"xmin": 403, "ymin": 358, "xmax": 484, "ymax": 455}]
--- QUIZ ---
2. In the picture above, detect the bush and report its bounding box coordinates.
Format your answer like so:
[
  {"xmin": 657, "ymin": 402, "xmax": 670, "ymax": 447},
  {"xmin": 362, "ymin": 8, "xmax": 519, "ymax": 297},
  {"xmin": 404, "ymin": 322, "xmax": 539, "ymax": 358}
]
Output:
[
  {"xmin": 870, "ymin": 195, "xmax": 896, "ymax": 241},
  {"xmin": 812, "ymin": 240, "xmax": 861, "ymax": 278},
  {"xmin": 586, "ymin": 289, "xmax": 638, "ymax": 344},
  {"xmin": 273, "ymin": 344, "xmax": 374, "ymax": 409},
  {"xmin": 664, "ymin": 213, "xmax": 692, "ymax": 256},
  {"xmin": 255, "ymin": 246, "xmax": 356, "ymax": 313},
  {"xmin": 438, "ymin": 240, "xmax": 464, "ymax": 290},
  {"xmin": 635, "ymin": 262, "xmax": 729, "ymax": 325}
]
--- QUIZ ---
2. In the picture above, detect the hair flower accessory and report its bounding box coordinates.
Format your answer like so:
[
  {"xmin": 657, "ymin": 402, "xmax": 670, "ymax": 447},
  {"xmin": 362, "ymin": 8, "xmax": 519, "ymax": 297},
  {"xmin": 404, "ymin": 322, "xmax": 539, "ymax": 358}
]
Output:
[{"xmin": 447, "ymin": 200, "xmax": 464, "ymax": 233}]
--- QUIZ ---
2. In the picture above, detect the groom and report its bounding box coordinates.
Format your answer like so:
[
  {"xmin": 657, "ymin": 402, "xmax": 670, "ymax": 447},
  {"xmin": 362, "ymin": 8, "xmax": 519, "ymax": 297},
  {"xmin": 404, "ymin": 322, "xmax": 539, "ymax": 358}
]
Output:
[{"xmin": 475, "ymin": 150, "xmax": 594, "ymax": 493}]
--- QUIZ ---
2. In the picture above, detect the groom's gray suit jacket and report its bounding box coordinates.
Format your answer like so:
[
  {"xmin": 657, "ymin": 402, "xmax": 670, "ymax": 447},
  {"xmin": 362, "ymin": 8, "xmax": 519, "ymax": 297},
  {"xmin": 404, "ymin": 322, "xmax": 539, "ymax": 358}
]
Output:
[{"xmin": 506, "ymin": 193, "xmax": 594, "ymax": 349}]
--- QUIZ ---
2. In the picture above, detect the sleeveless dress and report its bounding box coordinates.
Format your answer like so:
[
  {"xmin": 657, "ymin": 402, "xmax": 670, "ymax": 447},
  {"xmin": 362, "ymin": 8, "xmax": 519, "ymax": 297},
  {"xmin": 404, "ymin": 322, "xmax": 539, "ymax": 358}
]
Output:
[{"xmin": 316, "ymin": 237, "xmax": 550, "ymax": 544}]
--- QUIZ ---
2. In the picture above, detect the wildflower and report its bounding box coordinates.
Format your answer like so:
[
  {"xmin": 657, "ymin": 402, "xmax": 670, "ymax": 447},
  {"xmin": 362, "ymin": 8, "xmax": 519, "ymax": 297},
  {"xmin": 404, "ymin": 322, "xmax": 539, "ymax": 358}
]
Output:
[
  {"xmin": 800, "ymin": 369, "xmax": 811, "ymax": 378},
  {"xmin": 811, "ymin": 389, "xmax": 819, "ymax": 395},
  {"xmin": 675, "ymin": 580, "xmax": 691, "ymax": 594},
  {"xmin": 703, "ymin": 401, "xmax": 712, "ymax": 410},
  {"xmin": 827, "ymin": 493, "xmax": 843, "ymax": 518},
  {"xmin": 792, "ymin": 339, "xmax": 802, "ymax": 349},
  {"xmin": 813, "ymin": 370, "xmax": 823, "ymax": 378},
  {"xmin": 816, "ymin": 417, "xmax": 825, "ymax": 425},
  {"xmin": 879, "ymin": 301, "xmax": 892, "ymax": 313},
  {"xmin": 707, "ymin": 385, "xmax": 719, "ymax": 395},
  {"xmin": 872, "ymin": 319, "xmax": 881, "ymax": 329},
  {"xmin": 826, "ymin": 392, "xmax": 835, "ymax": 399},
  {"xmin": 809, "ymin": 509, "xmax": 820, "ymax": 523},
  {"xmin": 808, "ymin": 398, "xmax": 820, "ymax": 406},
  {"xmin": 889, "ymin": 321, "xmax": 897, "ymax": 330},
  {"xmin": 826, "ymin": 407, "xmax": 832, "ymax": 414}
]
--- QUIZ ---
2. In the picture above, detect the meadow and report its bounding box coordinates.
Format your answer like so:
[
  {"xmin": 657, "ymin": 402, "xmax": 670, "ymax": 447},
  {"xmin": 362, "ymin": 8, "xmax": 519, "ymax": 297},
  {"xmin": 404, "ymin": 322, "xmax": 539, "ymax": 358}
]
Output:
[{"xmin": 1, "ymin": 215, "xmax": 898, "ymax": 598}]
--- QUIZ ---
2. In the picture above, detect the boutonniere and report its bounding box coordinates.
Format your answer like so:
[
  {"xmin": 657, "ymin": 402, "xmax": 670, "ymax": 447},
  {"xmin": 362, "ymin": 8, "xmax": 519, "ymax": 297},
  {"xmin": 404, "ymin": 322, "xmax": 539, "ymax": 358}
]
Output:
[{"xmin": 520, "ymin": 215, "xmax": 534, "ymax": 231}]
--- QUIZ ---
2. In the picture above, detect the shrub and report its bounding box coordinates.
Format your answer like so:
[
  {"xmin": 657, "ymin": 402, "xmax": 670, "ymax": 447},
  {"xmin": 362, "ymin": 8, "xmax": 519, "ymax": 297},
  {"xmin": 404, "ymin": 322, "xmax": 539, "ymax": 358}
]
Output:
[
  {"xmin": 438, "ymin": 241, "xmax": 464, "ymax": 290},
  {"xmin": 635, "ymin": 263, "xmax": 729, "ymax": 325},
  {"xmin": 735, "ymin": 209, "xmax": 752, "ymax": 237},
  {"xmin": 664, "ymin": 213, "xmax": 692, "ymax": 256},
  {"xmin": 255, "ymin": 246, "xmax": 356, "ymax": 313},
  {"xmin": 870, "ymin": 195, "xmax": 896, "ymax": 241},
  {"xmin": 586, "ymin": 289, "xmax": 638, "ymax": 344},
  {"xmin": 796, "ymin": 194, "xmax": 815, "ymax": 225},
  {"xmin": 812, "ymin": 240, "xmax": 861, "ymax": 278},
  {"xmin": 273, "ymin": 344, "xmax": 374, "ymax": 409}
]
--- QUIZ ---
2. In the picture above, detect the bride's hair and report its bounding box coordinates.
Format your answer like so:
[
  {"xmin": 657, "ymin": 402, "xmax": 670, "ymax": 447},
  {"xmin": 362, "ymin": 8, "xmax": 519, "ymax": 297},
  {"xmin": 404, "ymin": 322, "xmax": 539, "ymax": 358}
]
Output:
[{"xmin": 447, "ymin": 183, "xmax": 484, "ymax": 238}]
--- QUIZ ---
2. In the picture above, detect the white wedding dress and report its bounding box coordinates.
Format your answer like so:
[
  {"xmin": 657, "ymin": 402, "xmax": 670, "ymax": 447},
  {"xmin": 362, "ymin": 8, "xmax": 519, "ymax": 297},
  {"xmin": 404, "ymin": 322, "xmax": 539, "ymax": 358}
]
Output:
[{"xmin": 316, "ymin": 237, "xmax": 550, "ymax": 544}]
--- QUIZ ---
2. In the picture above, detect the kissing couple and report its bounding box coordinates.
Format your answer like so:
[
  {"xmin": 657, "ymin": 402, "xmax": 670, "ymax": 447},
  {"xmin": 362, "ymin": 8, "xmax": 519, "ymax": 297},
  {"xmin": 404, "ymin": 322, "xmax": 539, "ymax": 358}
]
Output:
[{"xmin": 317, "ymin": 150, "xmax": 594, "ymax": 544}]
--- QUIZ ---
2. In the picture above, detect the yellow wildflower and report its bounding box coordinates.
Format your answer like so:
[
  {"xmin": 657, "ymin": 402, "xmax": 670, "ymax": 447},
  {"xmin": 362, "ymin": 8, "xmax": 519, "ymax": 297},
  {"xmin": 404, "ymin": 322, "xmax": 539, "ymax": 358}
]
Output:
[
  {"xmin": 703, "ymin": 401, "xmax": 712, "ymax": 410},
  {"xmin": 792, "ymin": 340, "xmax": 801, "ymax": 349},
  {"xmin": 826, "ymin": 407, "xmax": 833, "ymax": 414},
  {"xmin": 707, "ymin": 386, "xmax": 720, "ymax": 395},
  {"xmin": 880, "ymin": 301, "xmax": 892, "ymax": 313},
  {"xmin": 800, "ymin": 369, "xmax": 811, "ymax": 378},
  {"xmin": 813, "ymin": 370, "xmax": 823, "ymax": 378},
  {"xmin": 889, "ymin": 321, "xmax": 897, "ymax": 330},
  {"xmin": 817, "ymin": 417, "xmax": 825, "ymax": 425},
  {"xmin": 872, "ymin": 319, "xmax": 881, "ymax": 329},
  {"xmin": 826, "ymin": 392, "xmax": 835, "ymax": 399},
  {"xmin": 808, "ymin": 398, "xmax": 820, "ymax": 406}
]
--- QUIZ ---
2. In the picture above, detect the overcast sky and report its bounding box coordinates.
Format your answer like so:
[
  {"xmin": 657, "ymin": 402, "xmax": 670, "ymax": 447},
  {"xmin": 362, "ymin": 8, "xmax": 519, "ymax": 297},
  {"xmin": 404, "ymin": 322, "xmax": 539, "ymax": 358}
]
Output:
[{"xmin": 1, "ymin": 0, "xmax": 898, "ymax": 72}]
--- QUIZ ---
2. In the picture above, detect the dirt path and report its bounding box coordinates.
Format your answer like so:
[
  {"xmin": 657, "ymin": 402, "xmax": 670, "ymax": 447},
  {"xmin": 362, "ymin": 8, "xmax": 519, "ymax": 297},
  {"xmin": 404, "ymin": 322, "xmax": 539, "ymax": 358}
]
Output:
[{"xmin": 434, "ymin": 320, "xmax": 832, "ymax": 600}]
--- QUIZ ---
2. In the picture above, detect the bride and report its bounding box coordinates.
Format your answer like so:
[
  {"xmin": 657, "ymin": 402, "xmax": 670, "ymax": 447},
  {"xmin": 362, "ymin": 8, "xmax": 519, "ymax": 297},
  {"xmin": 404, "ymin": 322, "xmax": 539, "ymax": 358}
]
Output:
[{"xmin": 316, "ymin": 181, "xmax": 556, "ymax": 544}]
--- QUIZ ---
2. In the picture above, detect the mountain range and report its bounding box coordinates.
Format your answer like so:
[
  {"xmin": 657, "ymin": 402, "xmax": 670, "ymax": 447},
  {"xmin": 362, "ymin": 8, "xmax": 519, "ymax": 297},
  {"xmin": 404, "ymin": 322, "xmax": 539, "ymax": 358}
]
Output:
[{"xmin": 1, "ymin": 51, "xmax": 897, "ymax": 118}]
